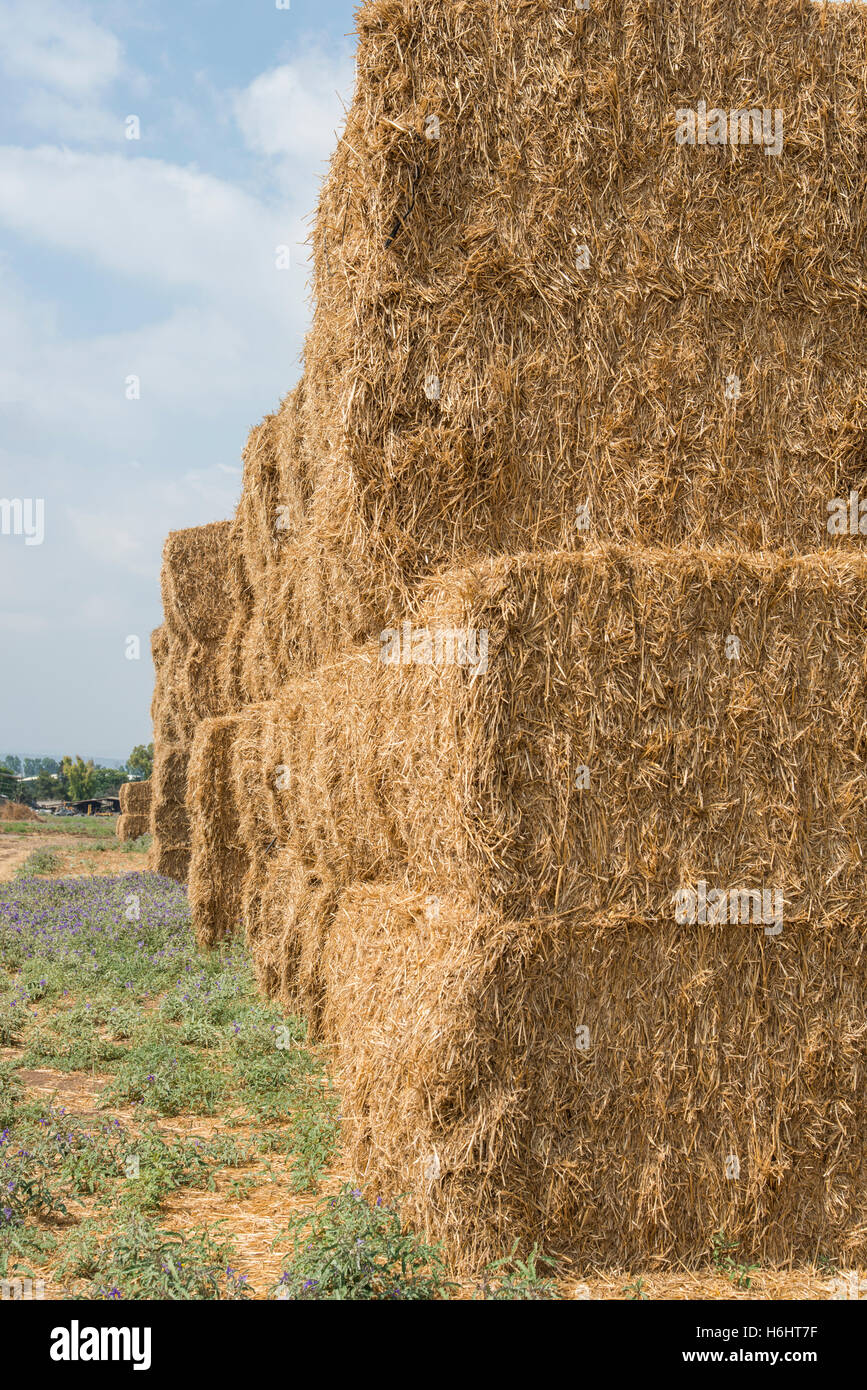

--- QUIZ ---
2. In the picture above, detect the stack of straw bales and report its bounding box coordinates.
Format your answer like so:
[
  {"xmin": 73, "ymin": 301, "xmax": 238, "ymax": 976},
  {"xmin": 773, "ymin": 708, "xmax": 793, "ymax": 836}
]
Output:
[
  {"xmin": 116, "ymin": 778, "xmax": 151, "ymax": 842},
  {"xmin": 149, "ymin": 522, "xmax": 241, "ymax": 880},
  {"xmin": 149, "ymin": 0, "xmax": 867, "ymax": 1267}
]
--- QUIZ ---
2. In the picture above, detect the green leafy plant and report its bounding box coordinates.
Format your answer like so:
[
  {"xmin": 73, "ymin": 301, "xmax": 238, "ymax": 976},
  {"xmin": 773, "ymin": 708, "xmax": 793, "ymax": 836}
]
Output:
[
  {"xmin": 120, "ymin": 835, "xmax": 152, "ymax": 855},
  {"xmin": 712, "ymin": 1230, "xmax": 759, "ymax": 1289},
  {"xmin": 272, "ymin": 1187, "xmax": 451, "ymax": 1300},
  {"xmin": 102, "ymin": 1041, "xmax": 225, "ymax": 1116},
  {"xmin": 16, "ymin": 848, "xmax": 60, "ymax": 877},
  {"xmin": 622, "ymin": 1277, "xmax": 649, "ymax": 1300},
  {"xmin": 475, "ymin": 1242, "xmax": 560, "ymax": 1300},
  {"xmin": 64, "ymin": 1215, "xmax": 252, "ymax": 1300}
]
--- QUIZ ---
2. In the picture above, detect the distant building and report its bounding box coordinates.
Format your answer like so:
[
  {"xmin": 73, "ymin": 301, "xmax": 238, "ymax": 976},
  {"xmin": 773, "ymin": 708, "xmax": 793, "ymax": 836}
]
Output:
[{"xmin": 68, "ymin": 798, "xmax": 121, "ymax": 815}]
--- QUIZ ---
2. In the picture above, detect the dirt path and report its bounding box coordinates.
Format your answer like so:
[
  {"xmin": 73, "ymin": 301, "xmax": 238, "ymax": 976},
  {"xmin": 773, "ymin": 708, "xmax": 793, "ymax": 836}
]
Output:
[
  {"xmin": 0, "ymin": 834, "xmax": 141, "ymax": 882},
  {"xmin": 0, "ymin": 834, "xmax": 74, "ymax": 881}
]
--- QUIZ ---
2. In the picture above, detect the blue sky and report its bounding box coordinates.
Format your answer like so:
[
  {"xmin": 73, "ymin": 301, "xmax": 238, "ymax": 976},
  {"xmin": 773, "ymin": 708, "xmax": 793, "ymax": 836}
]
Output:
[{"xmin": 0, "ymin": 0, "xmax": 357, "ymax": 761}]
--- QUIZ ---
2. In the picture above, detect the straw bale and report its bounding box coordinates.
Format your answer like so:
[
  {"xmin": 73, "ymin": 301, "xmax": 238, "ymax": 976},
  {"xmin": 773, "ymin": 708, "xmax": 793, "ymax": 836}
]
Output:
[
  {"xmin": 151, "ymin": 743, "xmax": 190, "ymax": 846},
  {"xmin": 188, "ymin": 714, "xmax": 249, "ymax": 947},
  {"xmin": 119, "ymin": 780, "xmax": 151, "ymax": 816},
  {"xmin": 116, "ymin": 814, "xmax": 151, "ymax": 843},
  {"xmin": 151, "ymin": 842, "xmax": 191, "ymax": 884},
  {"xmin": 236, "ymin": 597, "xmax": 282, "ymax": 706},
  {"xmin": 386, "ymin": 547, "xmax": 867, "ymax": 924},
  {"xmin": 223, "ymin": 548, "xmax": 867, "ymax": 933},
  {"xmin": 227, "ymin": 656, "xmax": 396, "ymax": 894},
  {"xmin": 243, "ymin": 848, "xmax": 340, "ymax": 1021},
  {"xmin": 237, "ymin": 387, "xmax": 309, "ymax": 586},
  {"xmin": 323, "ymin": 880, "xmax": 867, "ymax": 1270},
  {"xmin": 161, "ymin": 522, "xmax": 235, "ymax": 646}
]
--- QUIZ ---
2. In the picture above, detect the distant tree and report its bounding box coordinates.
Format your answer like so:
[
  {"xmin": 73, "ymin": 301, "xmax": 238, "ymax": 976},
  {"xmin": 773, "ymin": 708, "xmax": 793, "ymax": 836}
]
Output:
[
  {"xmin": 0, "ymin": 765, "xmax": 18, "ymax": 800},
  {"xmin": 127, "ymin": 744, "xmax": 154, "ymax": 780},
  {"xmin": 35, "ymin": 770, "xmax": 66, "ymax": 801},
  {"xmin": 4, "ymin": 755, "xmax": 21, "ymax": 774},
  {"xmin": 21, "ymin": 756, "xmax": 60, "ymax": 776},
  {"xmin": 91, "ymin": 767, "xmax": 123, "ymax": 798},
  {"xmin": 61, "ymin": 756, "xmax": 96, "ymax": 802}
]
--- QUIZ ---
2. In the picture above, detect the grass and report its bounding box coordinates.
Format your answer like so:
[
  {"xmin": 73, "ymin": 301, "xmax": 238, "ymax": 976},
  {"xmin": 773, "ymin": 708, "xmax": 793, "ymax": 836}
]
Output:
[
  {"xmin": 15, "ymin": 848, "xmax": 61, "ymax": 877},
  {"xmin": 0, "ymin": 865, "xmax": 567, "ymax": 1299},
  {"xmin": 1, "ymin": 817, "xmax": 118, "ymax": 839},
  {"xmin": 0, "ymin": 871, "xmax": 341, "ymax": 1295},
  {"xmin": 56, "ymin": 1215, "xmax": 254, "ymax": 1300}
]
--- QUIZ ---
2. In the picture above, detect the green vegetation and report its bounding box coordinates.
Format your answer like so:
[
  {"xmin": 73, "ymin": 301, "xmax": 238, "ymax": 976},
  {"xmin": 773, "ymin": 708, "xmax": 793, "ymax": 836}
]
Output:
[
  {"xmin": 0, "ymin": 866, "xmax": 562, "ymax": 1300},
  {"xmin": 2, "ymin": 745, "xmax": 152, "ymax": 807},
  {"xmin": 712, "ymin": 1231, "xmax": 760, "ymax": 1290},
  {"xmin": 120, "ymin": 834, "xmax": 152, "ymax": 855},
  {"xmin": 61, "ymin": 756, "xmax": 98, "ymax": 802},
  {"xmin": 622, "ymin": 1277, "xmax": 649, "ymax": 1300},
  {"xmin": 57, "ymin": 1217, "xmax": 253, "ymax": 1300},
  {"xmin": 272, "ymin": 1187, "xmax": 453, "ymax": 1300},
  {"xmin": 126, "ymin": 744, "xmax": 154, "ymax": 781},
  {"xmin": 15, "ymin": 848, "xmax": 61, "ymax": 877},
  {"xmin": 0, "ymin": 816, "xmax": 117, "ymax": 838},
  {"xmin": 474, "ymin": 1244, "xmax": 559, "ymax": 1300},
  {"xmin": 0, "ymin": 873, "xmax": 341, "ymax": 1295}
]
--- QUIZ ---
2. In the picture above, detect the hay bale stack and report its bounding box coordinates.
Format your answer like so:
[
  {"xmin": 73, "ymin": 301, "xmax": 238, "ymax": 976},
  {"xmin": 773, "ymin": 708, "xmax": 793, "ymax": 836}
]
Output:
[
  {"xmin": 117, "ymin": 779, "xmax": 151, "ymax": 842},
  {"xmin": 324, "ymin": 882, "xmax": 867, "ymax": 1268},
  {"xmin": 155, "ymin": 0, "xmax": 867, "ymax": 1265},
  {"xmin": 238, "ymin": 0, "xmax": 867, "ymax": 666},
  {"xmin": 150, "ymin": 523, "xmax": 246, "ymax": 882}
]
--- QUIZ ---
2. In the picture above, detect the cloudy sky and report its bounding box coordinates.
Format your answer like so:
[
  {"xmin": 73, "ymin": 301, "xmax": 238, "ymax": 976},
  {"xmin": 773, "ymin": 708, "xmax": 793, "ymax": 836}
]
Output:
[{"xmin": 0, "ymin": 0, "xmax": 355, "ymax": 763}]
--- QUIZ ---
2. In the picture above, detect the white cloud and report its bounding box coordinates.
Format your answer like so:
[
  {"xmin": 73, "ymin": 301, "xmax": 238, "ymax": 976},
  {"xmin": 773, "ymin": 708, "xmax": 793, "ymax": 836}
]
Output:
[
  {"xmin": 73, "ymin": 593, "xmax": 131, "ymax": 629},
  {"xmin": 65, "ymin": 465, "xmax": 240, "ymax": 583},
  {"xmin": 12, "ymin": 90, "xmax": 124, "ymax": 144},
  {"xmin": 0, "ymin": 24, "xmax": 358, "ymax": 754},
  {"xmin": 0, "ymin": 1, "xmax": 122, "ymax": 96},
  {"xmin": 0, "ymin": 148, "xmax": 299, "ymax": 307},
  {"xmin": 233, "ymin": 53, "xmax": 353, "ymax": 167}
]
